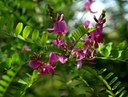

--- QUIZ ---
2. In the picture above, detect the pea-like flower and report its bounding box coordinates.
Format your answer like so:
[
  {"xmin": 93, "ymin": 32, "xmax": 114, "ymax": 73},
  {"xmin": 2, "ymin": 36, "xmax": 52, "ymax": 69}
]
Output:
[
  {"xmin": 49, "ymin": 52, "xmax": 58, "ymax": 63},
  {"xmin": 48, "ymin": 14, "xmax": 68, "ymax": 35},
  {"xmin": 84, "ymin": 0, "xmax": 97, "ymax": 13},
  {"xmin": 39, "ymin": 63, "xmax": 56, "ymax": 75},
  {"xmin": 52, "ymin": 39, "xmax": 66, "ymax": 47},
  {"xmin": 58, "ymin": 53, "xmax": 68, "ymax": 64},
  {"xmin": 29, "ymin": 60, "xmax": 41, "ymax": 69},
  {"xmin": 29, "ymin": 53, "xmax": 43, "ymax": 69}
]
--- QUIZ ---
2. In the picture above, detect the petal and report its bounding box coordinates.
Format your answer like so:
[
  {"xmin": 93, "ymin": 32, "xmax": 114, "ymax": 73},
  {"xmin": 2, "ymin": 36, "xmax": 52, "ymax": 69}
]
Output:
[
  {"xmin": 77, "ymin": 60, "xmax": 83, "ymax": 69},
  {"xmin": 94, "ymin": 41, "xmax": 98, "ymax": 48},
  {"xmin": 57, "ymin": 14, "xmax": 64, "ymax": 21},
  {"xmin": 77, "ymin": 50, "xmax": 85, "ymax": 60},
  {"xmin": 39, "ymin": 63, "xmax": 55, "ymax": 75},
  {"xmin": 49, "ymin": 52, "xmax": 58, "ymax": 63},
  {"xmin": 72, "ymin": 48, "xmax": 81, "ymax": 53},
  {"xmin": 84, "ymin": 2, "xmax": 91, "ymax": 9},
  {"xmin": 54, "ymin": 21, "xmax": 68, "ymax": 35},
  {"xmin": 47, "ymin": 28, "xmax": 54, "ymax": 33},
  {"xmin": 52, "ymin": 39, "xmax": 66, "ymax": 47},
  {"xmin": 84, "ymin": 20, "xmax": 90, "ymax": 28},
  {"xmin": 59, "ymin": 54, "xmax": 68, "ymax": 64},
  {"xmin": 29, "ymin": 60, "xmax": 41, "ymax": 69}
]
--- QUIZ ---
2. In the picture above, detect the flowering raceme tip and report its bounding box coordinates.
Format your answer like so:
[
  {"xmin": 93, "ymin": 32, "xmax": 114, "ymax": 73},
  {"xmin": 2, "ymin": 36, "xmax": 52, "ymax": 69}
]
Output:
[
  {"xmin": 84, "ymin": 0, "xmax": 97, "ymax": 13},
  {"xmin": 48, "ymin": 14, "xmax": 68, "ymax": 36}
]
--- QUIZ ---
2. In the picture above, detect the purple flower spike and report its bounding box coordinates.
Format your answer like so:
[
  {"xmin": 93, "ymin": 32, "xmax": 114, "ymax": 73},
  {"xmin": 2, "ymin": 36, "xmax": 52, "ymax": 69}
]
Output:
[
  {"xmin": 49, "ymin": 52, "xmax": 58, "ymax": 63},
  {"xmin": 58, "ymin": 54, "xmax": 68, "ymax": 64},
  {"xmin": 39, "ymin": 63, "xmax": 55, "ymax": 75},
  {"xmin": 48, "ymin": 14, "xmax": 68, "ymax": 35},
  {"xmin": 29, "ymin": 60, "xmax": 41, "ymax": 69}
]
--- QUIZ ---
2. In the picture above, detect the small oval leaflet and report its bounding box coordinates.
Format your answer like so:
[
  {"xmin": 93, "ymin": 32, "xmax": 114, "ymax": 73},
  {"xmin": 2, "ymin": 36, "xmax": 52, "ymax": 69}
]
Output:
[
  {"xmin": 32, "ymin": 29, "xmax": 39, "ymax": 41},
  {"xmin": 15, "ymin": 22, "xmax": 23, "ymax": 35},
  {"xmin": 22, "ymin": 26, "xmax": 31, "ymax": 39}
]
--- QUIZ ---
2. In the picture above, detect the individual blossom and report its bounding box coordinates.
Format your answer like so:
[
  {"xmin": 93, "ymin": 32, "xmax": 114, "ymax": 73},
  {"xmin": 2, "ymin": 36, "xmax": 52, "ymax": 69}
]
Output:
[
  {"xmin": 39, "ymin": 52, "xmax": 58, "ymax": 75},
  {"xmin": 21, "ymin": 45, "xmax": 31, "ymax": 51},
  {"xmin": 84, "ymin": 0, "xmax": 97, "ymax": 13},
  {"xmin": 29, "ymin": 60, "xmax": 41, "ymax": 69},
  {"xmin": 77, "ymin": 60, "xmax": 83, "ymax": 69},
  {"xmin": 48, "ymin": 14, "xmax": 68, "ymax": 36},
  {"xmin": 72, "ymin": 48, "xmax": 85, "ymax": 60},
  {"xmin": 29, "ymin": 53, "xmax": 43, "ymax": 69},
  {"xmin": 39, "ymin": 63, "xmax": 56, "ymax": 75},
  {"xmin": 58, "ymin": 53, "xmax": 68, "ymax": 64},
  {"xmin": 49, "ymin": 52, "xmax": 58, "ymax": 63},
  {"xmin": 52, "ymin": 38, "xmax": 67, "ymax": 47},
  {"xmin": 84, "ymin": 20, "xmax": 90, "ymax": 28}
]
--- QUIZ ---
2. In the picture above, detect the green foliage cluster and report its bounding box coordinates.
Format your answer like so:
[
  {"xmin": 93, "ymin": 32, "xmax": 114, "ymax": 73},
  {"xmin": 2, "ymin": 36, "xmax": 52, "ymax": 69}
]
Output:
[{"xmin": 0, "ymin": 0, "xmax": 128, "ymax": 97}]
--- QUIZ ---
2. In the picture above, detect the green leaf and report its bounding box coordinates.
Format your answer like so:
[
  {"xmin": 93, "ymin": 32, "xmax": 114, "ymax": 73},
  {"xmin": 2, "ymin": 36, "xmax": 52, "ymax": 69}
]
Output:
[
  {"xmin": 120, "ymin": 49, "xmax": 128, "ymax": 60},
  {"xmin": 112, "ymin": 81, "xmax": 121, "ymax": 90},
  {"xmin": 101, "ymin": 42, "xmax": 113, "ymax": 57},
  {"xmin": 40, "ymin": 32, "xmax": 48, "ymax": 44},
  {"xmin": 98, "ymin": 75, "xmax": 111, "ymax": 90},
  {"xmin": 0, "ymin": 80, "xmax": 8, "ymax": 87},
  {"xmin": 109, "ymin": 77, "xmax": 118, "ymax": 85},
  {"xmin": 2, "ymin": 75, "xmax": 10, "ymax": 82},
  {"xmin": 7, "ymin": 70, "xmax": 14, "ymax": 77},
  {"xmin": 106, "ymin": 90, "xmax": 114, "ymax": 96},
  {"xmin": 111, "ymin": 50, "xmax": 122, "ymax": 58},
  {"xmin": 15, "ymin": 22, "xmax": 23, "ymax": 35},
  {"xmin": 69, "ymin": 25, "xmax": 88, "ymax": 42},
  {"xmin": 0, "ymin": 86, "xmax": 4, "ymax": 92},
  {"xmin": 31, "ymin": 70, "xmax": 38, "ymax": 80},
  {"xmin": 115, "ymin": 87, "xmax": 125, "ymax": 95},
  {"xmin": 32, "ymin": 29, "xmax": 39, "ymax": 41},
  {"xmin": 98, "ymin": 68, "xmax": 107, "ymax": 74},
  {"xmin": 104, "ymin": 72, "xmax": 114, "ymax": 80},
  {"xmin": 18, "ymin": 79, "xmax": 27, "ymax": 85},
  {"xmin": 22, "ymin": 26, "xmax": 31, "ymax": 39},
  {"xmin": 17, "ymin": 35, "xmax": 25, "ymax": 40},
  {"xmin": 118, "ymin": 41, "xmax": 127, "ymax": 50},
  {"xmin": 119, "ymin": 90, "xmax": 127, "ymax": 97}
]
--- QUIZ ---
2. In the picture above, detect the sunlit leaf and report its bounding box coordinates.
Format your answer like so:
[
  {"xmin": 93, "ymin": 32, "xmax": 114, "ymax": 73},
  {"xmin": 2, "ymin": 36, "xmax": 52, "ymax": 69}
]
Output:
[
  {"xmin": 15, "ymin": 22, "xmax": 23, "ymax": 35},
  {"xmin": 22, "ymin": 26, "xmax": 31, "ymax": 39}
]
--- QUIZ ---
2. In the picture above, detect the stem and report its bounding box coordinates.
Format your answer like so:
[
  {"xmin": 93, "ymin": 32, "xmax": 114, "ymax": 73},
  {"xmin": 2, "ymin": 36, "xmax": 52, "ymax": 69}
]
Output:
[{"xmin": 79, "ymin": 76, "xmax": 100, "ymax": 97}]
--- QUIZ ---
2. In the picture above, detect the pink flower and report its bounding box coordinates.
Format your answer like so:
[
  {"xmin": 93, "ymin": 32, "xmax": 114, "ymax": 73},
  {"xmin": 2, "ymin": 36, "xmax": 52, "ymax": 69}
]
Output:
[
  {"xmin": 48, "ymin": 14, "xmax": 68, "ymax": 35},
  {"xmin": 84, "ymin": 0, "xmax": 97, "ymax": 13},
  {"xmin": 49, "ymin": 52, "xmax": 58, "ymax": 63},
  {"xmin": 21, "ymin": 45, "xmax": 31, "ymax": 51},
  {"xmin": 29, "ymin": 53, "xmax": 43, "ymax": 69},
  {"xmin": 84, "ymin": 20, "xmax": 90, "ymax": 28},
  {"xmin": 77, "ymin": 60, "xmax": 83, "ymax": 69},
  {"xmin": 72, "ymin": 48, "xmax": 85, "ymax": 60},
  {"xmin": 58, "ymin": 54, "xmax": 68, "ymax": 64},
  {"xmin": 29, "ymin": 60, "xmax": 41, "ymax": 69},
  {"xmin": 39, "ymin": 63, "xmax": 55, "ymax": 75},
  {"xmin": 52, "ymin": 39, "xmax": 66, "ymax": 47}
]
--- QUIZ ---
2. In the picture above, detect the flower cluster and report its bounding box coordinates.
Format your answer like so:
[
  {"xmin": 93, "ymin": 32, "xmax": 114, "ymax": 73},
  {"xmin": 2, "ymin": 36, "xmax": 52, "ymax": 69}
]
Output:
[
  {"xmin": 29, "ymin": 52, "xmax": 68, "ymax": 75},
  {"xmin": 73, "ymin": 11, "xmax": 106, "ymax": 69},
  {"xmin": 29, "ymin": 5, "xmax": 106, "ymax": 75}
]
